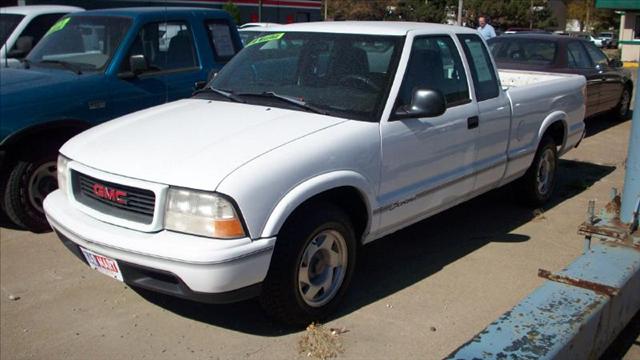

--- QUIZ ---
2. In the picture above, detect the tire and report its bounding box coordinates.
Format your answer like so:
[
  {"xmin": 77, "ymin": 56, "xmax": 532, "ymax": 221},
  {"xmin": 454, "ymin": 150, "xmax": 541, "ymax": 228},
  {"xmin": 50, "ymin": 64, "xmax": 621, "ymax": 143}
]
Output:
[
  {"xmin": 3, "ymin": 155, "xmax": 57, "ymax": 233},
  {"xmin": 259, "ymin": 202, "xmax": 357, "ymax": 326},
  {"xmin": 514, "ymin": 135, "xmax": 558, "ymax": 207},
  {"xmin": 613, "ymin": 87, "xmax": 631, "ymax": 121}
]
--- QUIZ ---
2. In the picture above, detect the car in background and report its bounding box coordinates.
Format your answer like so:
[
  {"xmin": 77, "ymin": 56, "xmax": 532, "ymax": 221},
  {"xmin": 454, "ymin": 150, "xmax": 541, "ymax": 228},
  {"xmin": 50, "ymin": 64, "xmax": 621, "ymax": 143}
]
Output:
[
  {"xmin": 238, "ymin": 22, "xmax": 279, "ymax": 45},
  {"xmin": 0, "ymin": 5, "xmax": 83, "ymax": 68},
  {"xmin": 504, "ymin": 27, "xmax": 549, "ymax": 34},
  {"xmin": 598, "ymin": 31, "xmax": 617, "ymax": 48},
  {"xmin": 488, "ymin": 34, "xmax": 632, "ymax": 121},
  {"xmin": 570, "ymin": 32, "xmax": 604, "ymax": 47},
  {"xmin": 0, "ymin": 7, "xmax": 242, "ymax": 232}
]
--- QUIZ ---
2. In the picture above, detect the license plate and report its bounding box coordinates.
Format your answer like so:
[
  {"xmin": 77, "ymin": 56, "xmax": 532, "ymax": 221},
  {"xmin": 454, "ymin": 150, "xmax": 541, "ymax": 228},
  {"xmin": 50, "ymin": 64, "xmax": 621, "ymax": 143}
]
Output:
[{"xmin": 80, "ymin": 247, "xmax": 123, "ymax": 282}]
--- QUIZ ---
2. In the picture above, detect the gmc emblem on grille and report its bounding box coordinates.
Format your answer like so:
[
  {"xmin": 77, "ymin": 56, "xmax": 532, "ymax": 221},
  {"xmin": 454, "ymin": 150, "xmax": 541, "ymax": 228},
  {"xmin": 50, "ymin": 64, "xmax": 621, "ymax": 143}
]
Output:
[{"xmin": 92, "ymin": 183, "xmax": 128, "ymax": 205}]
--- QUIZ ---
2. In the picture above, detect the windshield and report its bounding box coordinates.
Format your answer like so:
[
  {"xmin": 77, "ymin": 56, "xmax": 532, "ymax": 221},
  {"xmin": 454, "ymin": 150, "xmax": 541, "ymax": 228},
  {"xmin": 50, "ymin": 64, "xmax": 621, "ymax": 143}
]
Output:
[
  {"xmin": 0, "ymin": 14, "xmax": 25, "ymax": 46},
  {"xmin": 239, "ymin": 30, "xmax": 266, "ymax": 45},
  {"xmin": 27, "ymin": 15, "xmax": 131, "ymax": 71},
  {"xmin": 488, "ymin": 38, "xmax": 557, "ymax": 66},
  {"xmin": 210, "ymin": 32, "xmax": 403, "ymax": 121}
]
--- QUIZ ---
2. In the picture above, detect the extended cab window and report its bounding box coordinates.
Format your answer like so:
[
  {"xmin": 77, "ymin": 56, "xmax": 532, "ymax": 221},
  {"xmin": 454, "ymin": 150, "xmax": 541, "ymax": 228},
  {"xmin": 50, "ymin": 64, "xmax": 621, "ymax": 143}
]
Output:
[
  {"xmin": 205, "ymin": 20, "xmax": 237, "ymax": 62},
  {"xmin": 397, "ymin": 35, "xmax": 470, "ymax": 108},
  {"xmin": 584, "ymin": 42, "xmax": 608, "ymax": 67},
  {"xmin": 458, "ymin": 34, "xmax": 499, "ymax": 101},
  {"xmin": 122, "ymin": 21, "xmax": 198, "ymax": 73}
]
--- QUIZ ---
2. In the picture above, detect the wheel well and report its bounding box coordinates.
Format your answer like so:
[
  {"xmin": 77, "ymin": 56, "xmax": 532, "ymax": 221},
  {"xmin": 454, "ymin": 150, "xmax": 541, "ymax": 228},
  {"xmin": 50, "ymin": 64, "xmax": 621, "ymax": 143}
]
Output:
[
  {"xmin": 287, "ymin": 186, "xmax": 369, "ymax": 242},
  {"xmin": 2, "ymin": 122, "xmax": 90, "ymax": 163},
  {"xmin": 625, "ymin": 80, "xmax": 633, "ymax": 92},
  {"xmin": 543, "ymin": 121, "xmax": 565, "ymax": 147}
]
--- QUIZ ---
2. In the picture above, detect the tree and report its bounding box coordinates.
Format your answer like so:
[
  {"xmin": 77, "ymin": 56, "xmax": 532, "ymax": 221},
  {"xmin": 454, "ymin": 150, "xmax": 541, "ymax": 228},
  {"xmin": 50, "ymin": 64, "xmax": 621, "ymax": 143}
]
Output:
[
  {"xmin": 463, "ymin": 0, "xmax": 556, "ymax": 30},
  {"xmin": 329, "ymin": 0, "xmax": 395, "ymax": 21},
  {"xmin": 222, "ymin": 1, "xmax": 241, "ymax": 24},
  {"xmin": 394, "ymin": 0, "xmax": 451, "ymax": 23},
  {"xmin": 565, "ymin": 0, "xmax": 619, "ymax": 32}
]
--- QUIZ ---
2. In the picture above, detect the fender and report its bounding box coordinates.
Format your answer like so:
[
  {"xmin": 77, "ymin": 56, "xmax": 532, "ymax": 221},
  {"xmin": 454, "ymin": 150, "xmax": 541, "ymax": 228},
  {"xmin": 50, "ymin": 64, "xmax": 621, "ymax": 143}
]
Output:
[
  {"xmin": 0, "ymin": 119, "xmax": 91, "ymax": 149},
  {"xmin": 537, "ymin": 110, "xmax": 568, "ymax": 151},
  {"xmin": 259, "ymin": 170, "xmax": 377, "ymax": 239}
]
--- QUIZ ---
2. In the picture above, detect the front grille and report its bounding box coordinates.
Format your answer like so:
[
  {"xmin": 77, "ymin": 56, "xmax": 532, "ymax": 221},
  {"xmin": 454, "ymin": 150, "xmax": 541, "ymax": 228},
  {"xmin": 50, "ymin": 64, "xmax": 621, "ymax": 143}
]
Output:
[{"xmin": 71, "ymin": 170, "xmax": 156, "ymax": 224}]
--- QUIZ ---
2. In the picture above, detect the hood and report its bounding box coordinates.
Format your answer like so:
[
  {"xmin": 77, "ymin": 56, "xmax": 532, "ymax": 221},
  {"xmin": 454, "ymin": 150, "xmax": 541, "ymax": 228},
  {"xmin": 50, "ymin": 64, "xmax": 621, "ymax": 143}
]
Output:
[
  {"xmin": 0, "ymin": 66, "xmax": 80, "ymax": 92},
  {"xmin": 61, "ymin": 99, "xmax": 347, "ymax": 191}
]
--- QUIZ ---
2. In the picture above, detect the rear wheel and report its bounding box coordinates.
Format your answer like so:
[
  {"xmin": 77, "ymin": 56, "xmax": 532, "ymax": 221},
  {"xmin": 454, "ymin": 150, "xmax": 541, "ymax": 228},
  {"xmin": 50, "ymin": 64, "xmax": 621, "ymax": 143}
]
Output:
[
  {"xmin": 259, "ymin": 202, "xmax": 356, "ymax": 326},
  {"xmin": 515, "ymin": 135, "xmax": 558, "ymax": 207},
  {"xmin": 613, "ymin": 87, "xmax": 631, "ymax": 121},
  {"xmin": 3, "ymin": 155, "xmax": 57, "ymax": 233}
]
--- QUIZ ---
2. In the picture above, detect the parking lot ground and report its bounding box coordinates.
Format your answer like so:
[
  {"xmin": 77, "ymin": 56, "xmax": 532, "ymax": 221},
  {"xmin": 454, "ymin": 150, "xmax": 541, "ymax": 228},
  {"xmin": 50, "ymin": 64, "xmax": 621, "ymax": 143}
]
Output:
[{"xmin": 2, "ymin": 114, "xmax": 639, "ymax": 358}]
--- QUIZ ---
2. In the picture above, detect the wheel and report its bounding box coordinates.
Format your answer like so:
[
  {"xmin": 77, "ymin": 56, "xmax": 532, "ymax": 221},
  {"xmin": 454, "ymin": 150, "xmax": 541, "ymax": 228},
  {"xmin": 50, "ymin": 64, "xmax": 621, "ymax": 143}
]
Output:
[
  {"xmin": 3, "ymin": 155, "xmax": 57, "ymax": 232},
  {"xmin": 613, "ymin": 87, "xmax": 631, "ymax": 121},
  {"xmin": 259, "ymin": 202, "xmax": 356, "ymax": 326},
  {"xmin": 515, "ymin": 136, "xmax": 558, "ymax": 207}
]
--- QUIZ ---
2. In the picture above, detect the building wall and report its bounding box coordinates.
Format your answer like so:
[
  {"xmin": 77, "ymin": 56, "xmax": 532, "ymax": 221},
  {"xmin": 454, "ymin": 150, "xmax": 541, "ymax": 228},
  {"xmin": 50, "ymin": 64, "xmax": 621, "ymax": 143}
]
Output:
[{"xmin": 619, "ymin": 12, "xmax": 640, "ymax": 62}]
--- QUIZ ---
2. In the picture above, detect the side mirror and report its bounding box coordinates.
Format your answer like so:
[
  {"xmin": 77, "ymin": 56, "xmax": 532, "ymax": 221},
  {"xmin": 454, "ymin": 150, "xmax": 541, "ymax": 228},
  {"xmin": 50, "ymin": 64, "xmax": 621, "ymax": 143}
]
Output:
[
  {"xmin": 609, "ymin": 58, "xmax": 623, "ymax": 68},
  {"xmin": 393, "ymin": 89, "xmax": 447, "ymax": 120},
  {"xmin": 129, "ymin": 54, "xmax": 148, "ymax": 75}
]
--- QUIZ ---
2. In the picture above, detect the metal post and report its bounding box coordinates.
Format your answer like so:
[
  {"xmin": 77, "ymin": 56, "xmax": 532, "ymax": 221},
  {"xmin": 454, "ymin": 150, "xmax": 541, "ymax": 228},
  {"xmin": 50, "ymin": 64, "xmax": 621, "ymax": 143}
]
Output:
[
  {"xmin": 258, "ymin": 0, "xmax": 263, "ymax": 22},
  {"xmin": 621, "ymin": 68, "xmax": 640, "ymax": 226},
  {"xmin": 324, "ymin": 0, "xmax": 328, "ymax": 20},
  {"xmin": 457, "ymin": 0, "xmax": 463, "ymax": 26}
]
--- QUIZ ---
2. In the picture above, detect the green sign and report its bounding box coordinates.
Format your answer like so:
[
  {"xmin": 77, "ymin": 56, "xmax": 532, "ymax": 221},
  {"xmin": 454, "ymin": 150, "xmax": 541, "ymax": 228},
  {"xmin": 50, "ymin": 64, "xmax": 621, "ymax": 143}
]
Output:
[
  {"xmin": 46, "ymin": 17, "xmax": 70, "ymax": 36},
  {"xmin": 246, "ymin": 32, "xmax": 285, "ymax": 47}
]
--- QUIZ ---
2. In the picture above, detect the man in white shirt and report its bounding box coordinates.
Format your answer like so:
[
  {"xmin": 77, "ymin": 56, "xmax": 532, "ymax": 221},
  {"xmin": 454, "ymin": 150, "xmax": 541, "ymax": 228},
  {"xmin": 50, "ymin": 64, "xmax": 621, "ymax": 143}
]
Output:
[{"xmin": 477, "ymin": 16, "xmax": 496, "ymax": 40}]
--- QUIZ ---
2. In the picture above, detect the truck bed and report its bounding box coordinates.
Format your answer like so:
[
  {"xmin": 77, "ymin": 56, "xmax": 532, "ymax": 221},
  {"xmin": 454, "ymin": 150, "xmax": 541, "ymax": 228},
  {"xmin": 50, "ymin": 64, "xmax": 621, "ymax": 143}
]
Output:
[{"xmin": 498, "ymin": 69, "xmax": 581, "ymax": 89}]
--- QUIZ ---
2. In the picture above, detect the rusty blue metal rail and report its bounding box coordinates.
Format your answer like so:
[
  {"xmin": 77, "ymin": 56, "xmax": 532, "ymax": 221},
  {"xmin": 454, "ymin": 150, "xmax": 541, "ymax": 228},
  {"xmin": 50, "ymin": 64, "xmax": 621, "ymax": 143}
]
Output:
[{"xmin": 447, "ymin": 69, "xmax": 640, "ymax": 359}]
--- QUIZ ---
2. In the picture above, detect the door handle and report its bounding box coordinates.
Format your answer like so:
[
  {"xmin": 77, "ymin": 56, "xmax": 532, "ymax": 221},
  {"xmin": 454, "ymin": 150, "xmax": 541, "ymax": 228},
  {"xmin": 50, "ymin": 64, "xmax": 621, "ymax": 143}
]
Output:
[{"xmin": 467, "ymin": 116, "xmax": 479, "ymax": 129}]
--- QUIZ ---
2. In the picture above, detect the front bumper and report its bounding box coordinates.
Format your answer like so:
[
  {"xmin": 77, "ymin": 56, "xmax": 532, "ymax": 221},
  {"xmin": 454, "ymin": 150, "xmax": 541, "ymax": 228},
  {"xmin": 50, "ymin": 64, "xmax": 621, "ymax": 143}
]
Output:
[{"xmin": 44, "ymin": 190, "xmax": 276, "ymax": 303}]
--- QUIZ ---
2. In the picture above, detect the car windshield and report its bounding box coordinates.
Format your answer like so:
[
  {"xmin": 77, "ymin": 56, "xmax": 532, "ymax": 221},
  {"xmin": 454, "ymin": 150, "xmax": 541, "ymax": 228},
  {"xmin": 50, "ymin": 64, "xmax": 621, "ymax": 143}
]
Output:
[
  {"xmin": 210, "ymin": 32, "xmax": 403, "ymax": 121},
  {"xmin": 239, "ymin": 30, "xmax": 265, "ymax": 45},
  {"xmin": 27, "ymin": 15, "xmax": 131, "ymax": 71},
  {"xmin": 488, "ymin": 38, "xmax": 557, "ymax": 65},
  {"xmin": 0, "ymin": 13, "xmax": 25, "ymax": 46}
]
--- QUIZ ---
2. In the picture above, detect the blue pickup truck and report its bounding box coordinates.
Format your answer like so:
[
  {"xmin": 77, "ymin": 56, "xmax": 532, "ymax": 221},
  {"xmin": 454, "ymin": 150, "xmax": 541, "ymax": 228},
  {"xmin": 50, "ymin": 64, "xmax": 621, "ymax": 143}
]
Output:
[{"xmin": 0, "ymin": 7, "xmax": 242, "ymax": 232}]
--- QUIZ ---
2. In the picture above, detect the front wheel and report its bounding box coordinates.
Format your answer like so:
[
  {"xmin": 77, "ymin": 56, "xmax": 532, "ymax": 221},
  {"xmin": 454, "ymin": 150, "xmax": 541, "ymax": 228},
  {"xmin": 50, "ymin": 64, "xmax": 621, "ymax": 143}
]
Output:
[
  {"xmin": 515, "ymin": 136, "xmax": 558, "ymax": 207},
  {"xmin": 259, "ymin": 203, "xmax": 356, "ymax": 326},
  {"xmin": 3, "ymin": 155, "xmax": 57, "ymax": 233}
]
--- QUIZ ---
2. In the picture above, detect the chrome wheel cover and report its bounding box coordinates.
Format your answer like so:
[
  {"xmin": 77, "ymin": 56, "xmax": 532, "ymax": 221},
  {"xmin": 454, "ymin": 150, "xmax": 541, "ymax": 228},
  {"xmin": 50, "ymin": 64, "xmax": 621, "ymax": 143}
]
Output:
[
  {"xmin": 297, "ymin": 229, "xmax": 348, "ymax": 307},
  {"xmin": 27, "ymin": 161, "xmax": 57, "ymax": 213},
  {"xmin": 536, "ymin": 149, "xmax": 555, "ymax": 196}
]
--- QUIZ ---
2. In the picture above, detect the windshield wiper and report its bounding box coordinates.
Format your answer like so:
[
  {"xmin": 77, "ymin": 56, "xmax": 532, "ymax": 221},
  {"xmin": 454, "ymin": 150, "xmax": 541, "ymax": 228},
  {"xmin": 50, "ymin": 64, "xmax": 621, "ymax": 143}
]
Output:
[
  {"xmin": 195, "ymin": 86, "xmax": 246, "ymax": 103},
  {"xmin": 237, "ymin": 91, "xmax": 329, "ymax": 115},
  {"xmin": 38, "ymin": 60, "xmax": 82, "ymax": 74}
]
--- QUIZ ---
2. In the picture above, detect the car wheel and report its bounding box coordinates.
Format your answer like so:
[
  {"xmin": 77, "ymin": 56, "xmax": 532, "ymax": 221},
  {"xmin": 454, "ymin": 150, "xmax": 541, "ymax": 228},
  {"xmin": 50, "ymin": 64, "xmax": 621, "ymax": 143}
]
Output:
[
  {"xmin": 515, "ymin": 135, "xmax": 558, "ymax": 207},
  {"xmin": 3, "ymin": 155, "xmax": 57, "ymax": 233},
  {"xmin": 614, "ymin": 87, "xmax": 631, "ymax": 121},
  {"xmin": 259, "ymin": 202, "xmax": 356, "ymax": 326}
]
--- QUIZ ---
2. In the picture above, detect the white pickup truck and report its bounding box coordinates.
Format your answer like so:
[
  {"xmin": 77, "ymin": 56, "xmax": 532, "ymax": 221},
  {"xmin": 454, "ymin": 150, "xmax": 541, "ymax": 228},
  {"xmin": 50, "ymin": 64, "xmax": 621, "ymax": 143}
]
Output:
[{"xmin": 44, "ymin": 22, "xmax": 586, "ymax": 325}]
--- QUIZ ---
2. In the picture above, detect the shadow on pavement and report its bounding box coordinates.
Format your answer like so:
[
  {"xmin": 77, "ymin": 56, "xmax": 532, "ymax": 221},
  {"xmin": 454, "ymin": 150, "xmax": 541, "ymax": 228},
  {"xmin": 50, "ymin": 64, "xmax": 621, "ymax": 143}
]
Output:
[
  {"xmin": 134, "ymin": 159, "xmax": 615, "ymax": 336},
  {"xmin": 600, "ymin": 310, "xmax": 640, "ymax": 360},
  {"xmin": 585, "ymin": 110, "xmax": 633, "ymax": 139}
]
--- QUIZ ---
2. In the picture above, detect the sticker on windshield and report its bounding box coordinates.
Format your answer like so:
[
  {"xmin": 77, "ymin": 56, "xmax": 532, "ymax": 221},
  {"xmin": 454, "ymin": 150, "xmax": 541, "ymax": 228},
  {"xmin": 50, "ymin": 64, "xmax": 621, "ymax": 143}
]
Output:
[
  {"xmin": 246, "ymin": 32, "xmax": 285, "ymax": 47},
  {"xmin": 46, "ymin": 17, "xmax": 70, "ymax": 36}
]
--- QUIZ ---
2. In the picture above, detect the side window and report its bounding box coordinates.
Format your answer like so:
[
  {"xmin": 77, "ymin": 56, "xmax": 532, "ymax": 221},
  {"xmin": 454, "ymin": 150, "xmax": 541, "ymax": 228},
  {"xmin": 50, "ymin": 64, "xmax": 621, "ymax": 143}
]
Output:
[
  {"xmin": 11, "ymin": 13, "xmax": 66, "ymax": 56},
  {"xmin": 583, "ymin": 42, "xmax": 608, "ymax": 67},
  {"xmin": 567, "ymin": 42, "xmax": 591, "ymax": 68},
  {"xmin": 205, "ymin": 20, "xmax": 237, "ymax": 62},
  {"xmin": 397, "ymin": 35, "xmax": 470, "ymax": 108},
  {"xmin": 122, "ymin": 21, "xmax": 197, "ymax": 73},
  {"xmin": 457, "ymin": 34, "xmax": 500, "ymax": 102}
]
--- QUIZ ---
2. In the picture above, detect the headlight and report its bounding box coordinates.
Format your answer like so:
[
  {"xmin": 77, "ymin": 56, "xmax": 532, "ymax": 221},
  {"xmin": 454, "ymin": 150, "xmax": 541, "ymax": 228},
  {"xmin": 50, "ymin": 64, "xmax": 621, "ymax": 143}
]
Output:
[
  {"xmin": 57, "ymin": 154, "xmax": 70, "ymax": 197},
  {"xmin": 165, "ymin": 188, "xmax": 245, "ymax": 239}
]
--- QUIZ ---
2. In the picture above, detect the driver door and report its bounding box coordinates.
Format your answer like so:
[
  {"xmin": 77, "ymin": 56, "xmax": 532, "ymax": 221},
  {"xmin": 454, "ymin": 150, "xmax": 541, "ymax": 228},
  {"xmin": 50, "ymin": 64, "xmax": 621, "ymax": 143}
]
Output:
[{"xmin": 378, "ymin": 35, "xmax": 479, "ymax": 232}]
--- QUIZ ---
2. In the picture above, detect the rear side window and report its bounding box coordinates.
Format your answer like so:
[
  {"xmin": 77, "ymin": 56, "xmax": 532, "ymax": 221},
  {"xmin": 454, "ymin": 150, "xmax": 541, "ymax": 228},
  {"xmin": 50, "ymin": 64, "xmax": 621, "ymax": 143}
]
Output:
[
  {"xmin": 398, "ymin": 35, "xmax": 470, "ymax": 108},
  {"xmin": 567, "ymin": 42, "xmax": 591, "ymax": 68},
  {"xmin": 458, "ymin": 34, "xmax": 499, "ymax": 101},
  {"xmin": 205, "ymin": 20, "xmax": 237, "ymax": 62},
  {"xmin": 583, "ymin": 42, "xmax": 608, "ymax": 67},
  {"xmin": 488, "ymin": 38, "xmax": 557, "ymax": 65}
]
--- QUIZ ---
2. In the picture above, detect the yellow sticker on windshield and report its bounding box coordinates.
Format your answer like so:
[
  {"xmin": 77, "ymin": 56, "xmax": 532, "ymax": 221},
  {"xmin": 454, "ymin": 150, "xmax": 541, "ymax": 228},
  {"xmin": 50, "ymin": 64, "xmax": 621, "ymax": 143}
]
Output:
[
  {"xmin": 246, "ymin": 32, "xmax": 285, "ymax": 47},
  {"xmin": 46, "ymin": 17, "xmax": 70, "ymax": 36}
]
